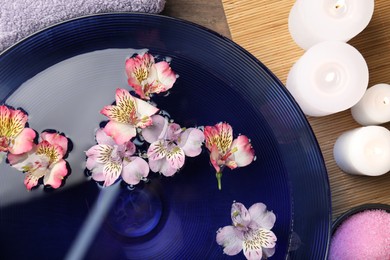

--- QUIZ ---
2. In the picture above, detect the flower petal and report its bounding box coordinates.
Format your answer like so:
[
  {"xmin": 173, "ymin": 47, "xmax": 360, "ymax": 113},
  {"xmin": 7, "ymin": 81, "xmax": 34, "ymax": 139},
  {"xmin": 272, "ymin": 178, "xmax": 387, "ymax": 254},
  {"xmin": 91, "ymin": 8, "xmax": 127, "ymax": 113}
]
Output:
[
  {"xmin": 103, "ymin": 120, "xmax": 136, "ymax": 145},
  {"xmin": 178, "ymin": 128, "xmax": 204, "ymax": 157},
  {"xmin": 3, "ymin": 107, "xmax": 28, "ymax": 138},
  {"xmin": 216, "ymin": 225, "xmax": 244, "ymax": 256},
  {"xmin": 41, "ymin": 132, "xmax": 68, "ymax": 153},
  {"xmin": 8, "ymin": 128, "xmax": 36, "ymax": 155},
  {"xmin": 148, "ymin": 158, "xmax": 177, "ymax": 177},
  {"xmin": 0, "ymin": 105, "xmax": 11, "ymax": 137},
  {"xmin": 166, "ymin": 145, "xmax": 185, "ymax": 170},
  {"xmin": 231, "ymin": 202, "xmax": 251, "ymax": 230},
  {"xmin": 86, "ymin": 144, "xmax": 113, "ymax": 165},
  {"xmin": 102, "ymin": 160, "xmax": 122, "ymax": 187},
  {"xmin": 91, "ymin": 164, "xmax": 105, "ymax": 182},
  {"xmin": 141, "ymin": 115, "xmax": 169, "ymax": 143},
  {"xmin": 43, "ymin": 159, "xmax": 68, "ymax": 189},
  {"xmin": 248, "ymin": 203, "xmax": 276, "ymax": 230},
  {"xmin": 229, "ymin": 135, "xmax": 255, "ymax": 167},
  {"xmin": 134, "ymin": 96, "xmax": 159, "ymax": 128},
  {"xmin": 204, "ymin": 122, "xmax": 233, "ymax": 155},
  {"xmin": 210, "ymin": 144, "xmax": 221, "ymax": 173},
  {"xmin": 36, "ymin": 140, "xmax": 64, "ymax": 163},
  {"xmin": 262, "ymin": 247, "xmax": 276, "ymax": 258},
  {"xmin": 146, "ymin": 61, "xmax": 177, "ymax": 94},
  {"xmin": 147, "ymin": 140, "xmax": 168, "ymax": 161},
  {"xmin": 166, "ymin": 123, "xmax": 182, "ymax": 141},
  {"xmin": 95, "ymin": 128, "xmax": 116, "ymax": 146},
  {"xmin": 122, "ymin": 156, "xmax": 149, "ymax": 185},
  {"xmin": 24, "ymin": 167, "xmax": 47, "ymax": 190}
]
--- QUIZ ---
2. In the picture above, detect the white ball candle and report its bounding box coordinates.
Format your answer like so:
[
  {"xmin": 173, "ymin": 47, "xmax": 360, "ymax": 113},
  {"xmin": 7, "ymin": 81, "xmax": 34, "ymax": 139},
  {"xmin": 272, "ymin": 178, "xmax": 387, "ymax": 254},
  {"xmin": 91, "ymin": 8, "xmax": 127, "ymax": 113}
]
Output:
[
  {"xmin": 289, "ymin": 0, "xmax": 375, "ymax": 50},
  {"xmin": 333, "ymin": 126, "xmax": 390, "ymax": 176},
  {"xmin": 351, "ymin": 84, "xmax": 390, "ymax": 126},
  {"xmin": 286, "ymin": 41, "xmax": 368, "ymax": 117}
]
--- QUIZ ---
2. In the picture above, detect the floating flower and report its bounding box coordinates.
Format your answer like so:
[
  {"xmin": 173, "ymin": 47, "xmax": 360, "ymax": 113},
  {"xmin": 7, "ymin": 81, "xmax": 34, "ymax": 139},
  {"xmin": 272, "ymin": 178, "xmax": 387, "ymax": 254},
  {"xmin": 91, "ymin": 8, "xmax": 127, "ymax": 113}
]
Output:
[
  {"xmin": 125, "ymin": 53, "xmax": 177, "ymax": 100},
  {"xmin": 216, "ymin": 202, "xmax": 277, "ymax": 260},
  {"xmin": 8, "ymin": 131, "xmax": 69, "ymax": 190},
  {"xmin": 204, "ymin": 122, "xmax": 255, "ymax": 190},
  {"xmin": 0, "ymin": 105, "xmax": 36, "ymax": 157},
  {"xmin": 100, "ymin": 88, "xmax": 159, "ymax": 145},
  {"xmin": 142, "ymin": 115, "xmax": 204, "ymax": 177},
  {"xmin": 86, "ymin": 128, "xmax": 149, "ymax": 187}
]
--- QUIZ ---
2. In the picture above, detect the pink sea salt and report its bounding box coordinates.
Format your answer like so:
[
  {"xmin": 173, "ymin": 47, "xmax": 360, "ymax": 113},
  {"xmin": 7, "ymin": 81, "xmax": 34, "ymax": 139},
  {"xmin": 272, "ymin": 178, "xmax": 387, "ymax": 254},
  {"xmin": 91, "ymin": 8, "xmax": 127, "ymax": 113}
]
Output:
[{"xmin": 329, "ymin": 209, "xmax": 390, "ymax": 260}]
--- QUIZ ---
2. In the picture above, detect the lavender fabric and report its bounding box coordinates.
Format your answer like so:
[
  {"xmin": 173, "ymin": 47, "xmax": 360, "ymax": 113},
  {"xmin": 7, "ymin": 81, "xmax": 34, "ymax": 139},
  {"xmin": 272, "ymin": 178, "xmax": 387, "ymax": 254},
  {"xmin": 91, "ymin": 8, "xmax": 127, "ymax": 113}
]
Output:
[{"xmin": 0, "ymin": 0, "xmax": 166, "ymax": 53}]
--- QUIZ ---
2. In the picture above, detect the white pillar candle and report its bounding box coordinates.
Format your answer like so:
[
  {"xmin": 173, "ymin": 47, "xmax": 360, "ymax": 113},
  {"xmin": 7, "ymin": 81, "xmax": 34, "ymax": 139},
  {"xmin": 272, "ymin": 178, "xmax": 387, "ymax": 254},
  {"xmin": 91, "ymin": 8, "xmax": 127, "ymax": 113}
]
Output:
[
  {"xmin": 289, "ymin": 0, "xmax": 375, "ymax": 50},
  {"xmin": 351, "ymin": 84, "xmax": 390, "ymax": 126},
  {"xmin": 333, "ymin": 126, "xmax": 390, "ymax": 176},
  {"xmin": 286, "ymin": 41, "xmax": 368, "ymax": 117}
]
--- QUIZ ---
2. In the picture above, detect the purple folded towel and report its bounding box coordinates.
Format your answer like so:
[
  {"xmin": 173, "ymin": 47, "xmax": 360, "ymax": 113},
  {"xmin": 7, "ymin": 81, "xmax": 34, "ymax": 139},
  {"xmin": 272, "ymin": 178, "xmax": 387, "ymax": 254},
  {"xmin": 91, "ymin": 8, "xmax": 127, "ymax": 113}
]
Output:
[{"xmin": 0, "ymin": 0, "xmax": 166, "ymax": 53}]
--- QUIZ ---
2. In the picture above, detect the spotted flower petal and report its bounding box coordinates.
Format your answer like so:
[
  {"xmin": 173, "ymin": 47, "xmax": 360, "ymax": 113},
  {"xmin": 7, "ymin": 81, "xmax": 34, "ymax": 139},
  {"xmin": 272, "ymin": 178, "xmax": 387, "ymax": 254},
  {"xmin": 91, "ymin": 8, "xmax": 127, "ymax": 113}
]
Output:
[
  {"xmin": 177, "ymin": 128, "xmax": 204, "ymax": 157},
  {"xmin": 166, "ymin": 145, "xmax": 185, "ymax": 170},
  {"xmin": 231, "ymin": 202, "xmax": 251, "ymax": 231},
  {"xmin": 205, "ymin": 122, "xmax": 233, "ymax": 155},
  {"xmin": 216, "ymin": 225, "xmax": 244, "ymax": 256},
  {"xmin": 0, "ymin": 105, "xmax": 35, "ymax": 155},
  {"xmin": 102, "ymin": 159, "xmax": 123, "ymax": 187},
  {"xmin": 243, "ymin": 228, "xmax": 277, "ymax": 260},
  {"xmin": 122, "ymin": 156, "xmax": 149, "ymax": 185},
  {"xmin": 147, "ymin": 140, "xmax": 168, "ymax": 161},
  {"xmin": 126, "ymin": 53, "xmax": 155, "ymax": 98},
  {"xmin": 43, "ymin": 159, "xmax": 68, "ymax": 189},
  {"xmin": 41, "ymin": 132, "xmax": 68, "ymax": 154}
]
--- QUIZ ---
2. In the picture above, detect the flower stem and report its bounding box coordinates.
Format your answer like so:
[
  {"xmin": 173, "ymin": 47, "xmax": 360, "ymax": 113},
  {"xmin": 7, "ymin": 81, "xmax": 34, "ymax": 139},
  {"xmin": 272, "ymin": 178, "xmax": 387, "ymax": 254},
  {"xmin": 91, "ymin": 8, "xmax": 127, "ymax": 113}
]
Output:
[{"xmin": 216, "ymin": 172, "xmax": 222, "ymax": 190}]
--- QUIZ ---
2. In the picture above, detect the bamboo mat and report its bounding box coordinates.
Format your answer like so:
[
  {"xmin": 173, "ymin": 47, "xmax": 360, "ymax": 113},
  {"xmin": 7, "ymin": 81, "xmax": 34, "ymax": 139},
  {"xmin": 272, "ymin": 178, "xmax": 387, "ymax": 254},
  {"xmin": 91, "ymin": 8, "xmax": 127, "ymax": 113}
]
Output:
[{"xmin": 222, "ymin": 0, "xmax": 390, "ymax": 219}]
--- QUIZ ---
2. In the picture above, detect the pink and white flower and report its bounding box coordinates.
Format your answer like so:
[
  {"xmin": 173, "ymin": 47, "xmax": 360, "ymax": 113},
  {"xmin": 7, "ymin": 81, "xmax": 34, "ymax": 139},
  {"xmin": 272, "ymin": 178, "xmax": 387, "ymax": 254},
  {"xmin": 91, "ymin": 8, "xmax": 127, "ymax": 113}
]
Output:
[
  {"xmin": 125, "ymin": 53, "xmax": 177, "ymax": 100},
  {"xmin": 86, "ymin": 128, "xmax": 149, "ymax": 187},
  {"xmin": 204, "ymin": 122, "xmax": 255, "ymax": 190},
  {"xmin": 0, "ymin": 105, "xmax": 36, "ymax": 156},
  {"xmin": 100, "ymin": 88, "xmax": 159, "ymax": 145},
  {"xmin": 216, "ymin": 202, "xmax": 277, "ymax": 260},
  {"xmin": 7, "ymin": 131, "xmax": 69, "ymax": 190},
  {"xmin": 142, "ymin": 115, "xmax": 204, "ymax": 177}
]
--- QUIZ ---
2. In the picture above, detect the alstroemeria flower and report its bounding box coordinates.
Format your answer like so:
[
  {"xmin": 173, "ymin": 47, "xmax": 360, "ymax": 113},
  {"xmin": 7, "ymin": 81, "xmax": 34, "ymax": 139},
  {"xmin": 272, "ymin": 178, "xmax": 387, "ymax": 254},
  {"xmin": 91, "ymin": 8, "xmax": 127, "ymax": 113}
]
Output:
[
  {"xmin": 142, "ymin": 115, "xmax": 204, "ymax": 177},
  {"xmin": 216, "ymin": 202, "xmax": 277, "ymax": 260},
  {"xmin": 100, "ymin": 88, "xmax": 159, "ymax": 145},
  {"xmin": 125, "ymin": 53, "xmax": 177, "ymax": 100},
  {"xmin": 86, "ymin": 128, "xmax": 149, "ymax": 187},
  {"xmin": 8, "ymin": 131, "xmax": 69, "ymax": 190},
  {"xmin": 204, "ymin": 122, "xmax": 255, "ymax": 190},
  {"xmin": 0, "ymin": 105, "xmax": 36, "ymax": 157}
]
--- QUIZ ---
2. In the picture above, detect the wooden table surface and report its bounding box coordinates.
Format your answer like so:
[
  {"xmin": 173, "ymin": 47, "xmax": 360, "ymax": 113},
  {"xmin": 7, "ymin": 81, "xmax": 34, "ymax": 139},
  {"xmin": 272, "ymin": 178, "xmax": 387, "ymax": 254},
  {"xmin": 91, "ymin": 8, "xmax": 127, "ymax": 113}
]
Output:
[{"xmin": 163, "ymin": 0, "xmax": 390, "ymax": 220}]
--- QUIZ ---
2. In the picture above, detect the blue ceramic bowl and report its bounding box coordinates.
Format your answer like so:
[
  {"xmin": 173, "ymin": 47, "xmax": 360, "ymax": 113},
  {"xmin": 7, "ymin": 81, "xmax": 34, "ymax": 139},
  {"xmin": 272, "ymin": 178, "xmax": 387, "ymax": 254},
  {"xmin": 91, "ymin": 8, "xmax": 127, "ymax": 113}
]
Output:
[{"xmin": 0, "ymin": 13, "xmax": 331, "ymax": 259}]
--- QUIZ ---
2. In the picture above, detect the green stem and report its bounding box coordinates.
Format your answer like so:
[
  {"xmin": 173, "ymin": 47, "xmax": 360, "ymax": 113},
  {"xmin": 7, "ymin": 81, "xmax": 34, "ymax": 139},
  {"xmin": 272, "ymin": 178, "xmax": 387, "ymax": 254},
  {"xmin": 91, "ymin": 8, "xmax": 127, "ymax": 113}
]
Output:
[{"xmin": 216, "ymin": 172, "xmax": 222, "ymax": 190}]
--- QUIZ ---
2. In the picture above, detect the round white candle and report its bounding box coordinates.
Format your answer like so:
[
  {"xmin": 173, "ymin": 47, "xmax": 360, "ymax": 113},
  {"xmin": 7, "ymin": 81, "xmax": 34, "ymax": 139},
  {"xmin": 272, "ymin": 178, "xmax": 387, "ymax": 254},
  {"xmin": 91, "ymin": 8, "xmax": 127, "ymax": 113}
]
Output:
[
  {"xmin": 351, "ymin": 83, "xmax": 390, "ymax": 126},
  {"xmin": 333, "ymin": 126, "xmax": 390, "ymax": 176},
  {"xmin": 289, "ymin": 0, "xmax": 375, "ymax": 50},
  {"xmin": 286, "ymin": 41, "xmax": 368, "ymax": 117}
]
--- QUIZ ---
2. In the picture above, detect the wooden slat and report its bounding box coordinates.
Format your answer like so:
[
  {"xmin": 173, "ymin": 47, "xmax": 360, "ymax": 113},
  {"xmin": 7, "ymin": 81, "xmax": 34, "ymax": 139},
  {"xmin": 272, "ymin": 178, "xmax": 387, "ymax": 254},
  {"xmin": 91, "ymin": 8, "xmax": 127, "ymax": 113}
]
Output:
[{"xmin": 222, "ymin": 0, "xmax": 390, "ymax": 219}]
